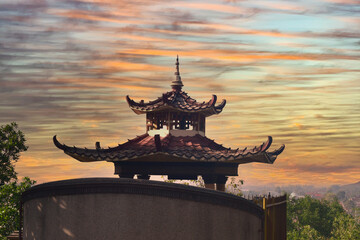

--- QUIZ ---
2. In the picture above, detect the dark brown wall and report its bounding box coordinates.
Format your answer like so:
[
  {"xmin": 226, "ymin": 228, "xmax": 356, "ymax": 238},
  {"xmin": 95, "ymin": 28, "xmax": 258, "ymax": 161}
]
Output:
[{"xmin": 22, "ymin": 178, "xmax": 263, "ymax": 240}]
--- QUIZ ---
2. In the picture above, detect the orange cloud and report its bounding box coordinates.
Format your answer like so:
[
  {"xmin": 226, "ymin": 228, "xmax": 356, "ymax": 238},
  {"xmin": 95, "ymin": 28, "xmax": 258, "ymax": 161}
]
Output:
[
  {"xmin": 119, "ymin": 48, "xmax": 358, "ymax": 63},
  {"xmin": 257, "ymin": 1, "xmax": 307, "ymax": 12},
  {"xmin": 173, "ymin": 2, "xmax": 246, "ymax": 14},
  {"xmin": 48, "ymin": 9, "xmax": 144, "ymax": 25},
  {"xmin": 183, "ymin": 22, "xmax": 297, "ymax": 38},
  {"xmin": 4, "ymin": 0, "xmax": 360, "ymax": 188},
  {"xmin": 95, "ymin": 60, "xmax": 169, "ymax": 71}
]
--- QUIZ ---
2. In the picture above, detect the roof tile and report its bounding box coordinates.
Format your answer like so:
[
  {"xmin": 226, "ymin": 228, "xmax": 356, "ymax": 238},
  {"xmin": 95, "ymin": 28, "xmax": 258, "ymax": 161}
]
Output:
[
  {"xmin": 54, "ymin": 134, "xmax": 284, "ymax": 164},
  {"xmin": 126, "ymin": 91, "xmax": 226, "ymax": 117}
]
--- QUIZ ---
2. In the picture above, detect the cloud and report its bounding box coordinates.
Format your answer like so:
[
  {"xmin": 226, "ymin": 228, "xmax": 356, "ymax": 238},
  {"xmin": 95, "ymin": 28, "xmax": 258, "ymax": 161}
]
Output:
[
  {"xmin": 172, "ymin": 2, "xmax": 248, "ymax": 15},
  {"xmin": 0, "ymin": 0, "xmax": 359, "ymax": 187},
  {"xmin": 300, "ymin": 30, "xmax": 360, "ymax": 39},
  {"xmin": 282, "ymin": 162, "xmax": 358, "ymax": 174}
]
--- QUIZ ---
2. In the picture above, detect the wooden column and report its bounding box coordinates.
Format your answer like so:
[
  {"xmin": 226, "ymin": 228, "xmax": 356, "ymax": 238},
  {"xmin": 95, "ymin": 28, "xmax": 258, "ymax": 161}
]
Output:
[
  {"xmin": 205, "ymin": 183, "xmax": 215, "ymax": 190},
  {"xmin": 203, "ymin": 175, "xmax": 228, "ymax": 191},
  {"xmin": 118, "ymin": 174, "xmax": 134, "ymax": 179},
  {"xmin": 137, "ymin": 174, "xmax": 150, "ymax": 180},
  {"xmin": 167, "ymin": 111, "xmax": 171, "ymax": 130},
  {"xmin": 215, "ymin": 175, "xmax": 228, "ymax": 192},
  {"xmin": 197, "ymin": 113, "xmax": 200, "ymax": 131},
  {"xmin": 203, "ymin": 115, "xmax": 205, "ymax": 133},
  {"xmin": 202, "ymin": 175, "xmax": 216, "ymax": 190}
]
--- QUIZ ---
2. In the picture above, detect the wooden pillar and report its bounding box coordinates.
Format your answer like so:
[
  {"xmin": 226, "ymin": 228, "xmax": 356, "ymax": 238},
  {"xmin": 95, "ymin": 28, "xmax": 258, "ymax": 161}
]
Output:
[
  {"xmin": 137, "ymin": 174, "xmax": 150, "ymax": 180},
  {"xmin": 202, "ymin": 175, "xmax": 216, "ymax": 190},
  {"xmin": 167, "ymin": 111, "xmax": 171, "ymax": 130},
  {"xmin": 197, "ymin": 113, "xmax": 200, "ymax": 131},
  {"xmin": 203, "ymin": 115, "xmax": 205, "ymax": 133},
  {"xmin": 203, "ymin": 175, "xmax": 228, "ymax": 191},
  {"xmin": 118, "ymin": 174, "xmax": 134, "ymax": 179},
  {"xmin": 215, "ymin": 175, "xmax": 228, "ymax": 192},
  {"xmin": 205, "ymin": 183, "xmax": 215, "ymax": 190}
]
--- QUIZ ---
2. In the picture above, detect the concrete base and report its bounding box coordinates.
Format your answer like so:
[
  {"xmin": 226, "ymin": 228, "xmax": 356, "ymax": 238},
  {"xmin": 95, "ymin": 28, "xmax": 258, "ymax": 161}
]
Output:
[{"xmin": 22, "ymin": 178, "xmax": 263, "ymax": 240}]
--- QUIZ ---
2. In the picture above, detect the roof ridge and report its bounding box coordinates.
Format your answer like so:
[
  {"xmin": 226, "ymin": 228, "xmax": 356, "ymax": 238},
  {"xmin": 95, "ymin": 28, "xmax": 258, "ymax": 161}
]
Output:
[{"xmin": 56, "ymin": 134, "xmax": 284, "ymax": 164}]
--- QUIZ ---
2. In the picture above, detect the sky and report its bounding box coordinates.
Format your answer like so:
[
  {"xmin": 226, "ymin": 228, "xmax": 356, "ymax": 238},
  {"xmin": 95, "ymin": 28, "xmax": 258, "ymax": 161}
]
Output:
[{"xmin": 0, "ymin": 0, "xmax": 359, "ymax": 187}]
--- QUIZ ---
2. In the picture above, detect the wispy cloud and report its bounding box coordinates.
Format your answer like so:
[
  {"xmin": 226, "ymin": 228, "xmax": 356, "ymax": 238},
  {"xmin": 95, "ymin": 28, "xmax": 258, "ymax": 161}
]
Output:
[{"xmin": 1, "ymin": 0, "xmax": 359, "ymax": 186}]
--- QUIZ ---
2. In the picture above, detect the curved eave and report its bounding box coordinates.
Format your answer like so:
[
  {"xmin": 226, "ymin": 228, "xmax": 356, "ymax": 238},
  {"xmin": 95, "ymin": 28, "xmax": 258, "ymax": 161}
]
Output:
[
  {"xmin": 126, "ymin": 94, "xmax": 227, "ymax": 117},
  {"xmin": 266, "ymin": 144, "xmax": 285, "ymax": 163},
  {"xmin": 232, "ymin": 137, "xmax": 284, "ymax": 164},
  {"xmin": 54, "ymin": 135, "xmax": 285, "ymax": 164},
  {"xmin": 53, "ymin": 135, "xmax": 106, "ymax": 162},
  {"xmin": 53, "ymin": 134, "xmax": 153, "ymax": 162},
  {"xmin": 114, "ymin": 142, "xmax": 285, "ymax": 163},
  {"xmin": 128, "ymin": 105, "xmax": 225, "ymax": 116},
  {"xmin": 214, "ymin": 99, "xmax": 226, "ymax": 113},
  {"xmin": 53, "ymin": 135, "xmax": 68, "ymax": 151},
  {"xmin": 129, "ymin": 100, "xmax": 226, "ymax": 117},
  {"xmin": 65, "ymin": 147, "xmax": 285, "ymax": 163},
  {"xmin": 67, "ymin": 152, "xmax": 104, "ymax": 162},
  {"xmin": 230, "ymin": 144, "xmax": 285, "ymax": 164},
  {"xmin": 53, "ymin": 135, "xmax": 96, "ymax": 162}
]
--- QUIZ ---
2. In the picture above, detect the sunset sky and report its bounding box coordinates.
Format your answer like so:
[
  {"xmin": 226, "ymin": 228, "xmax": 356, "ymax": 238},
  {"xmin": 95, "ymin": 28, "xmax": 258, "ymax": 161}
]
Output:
[{"xmin": 1, "ymin": 0, "xmax": 359, "ymax": 187}]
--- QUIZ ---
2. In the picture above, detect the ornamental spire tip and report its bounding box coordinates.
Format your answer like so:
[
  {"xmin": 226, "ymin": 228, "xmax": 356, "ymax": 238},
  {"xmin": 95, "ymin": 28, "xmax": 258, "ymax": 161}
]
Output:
[{"xmin": 171, "ymin": 55, "xmax": 183, "ymax": 91}]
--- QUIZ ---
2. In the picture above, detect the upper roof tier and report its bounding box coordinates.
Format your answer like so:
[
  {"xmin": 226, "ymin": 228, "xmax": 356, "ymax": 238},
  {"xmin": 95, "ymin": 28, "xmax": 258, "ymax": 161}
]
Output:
[
  {"xmin": 126, "ymin": 91, "xmax": 226, "ymax": 116},
  {"xmin": 126, "ymin": 56, "xmax": 226, "ymax": 117}
]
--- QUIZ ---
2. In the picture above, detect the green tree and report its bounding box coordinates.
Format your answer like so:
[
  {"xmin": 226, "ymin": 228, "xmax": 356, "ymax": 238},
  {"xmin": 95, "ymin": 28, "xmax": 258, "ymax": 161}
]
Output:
[
  {"xmin": 0, "ymin": 177, "xmax": 35, "ymax": 239},
  {"xmin": 287, "ymin": 196, "xmax": 345, "ymax": 238},
  {"xmin": 330, "ymin": 213, "xmax": 360, "ymax": 240},
  {"xmin": 0, "ymin": 122, "xmax": 28, "ymax": 186},
  {"xmin": 287, "ymin": 224, "xmax": 325, "ymax": 240},
  {"xmin": 0, "ymin": 123, "xmax": 34, "ymax": 239},
  {"xmin": 287, "ymin": 195, "xmax": 360, "ymax": 240}
]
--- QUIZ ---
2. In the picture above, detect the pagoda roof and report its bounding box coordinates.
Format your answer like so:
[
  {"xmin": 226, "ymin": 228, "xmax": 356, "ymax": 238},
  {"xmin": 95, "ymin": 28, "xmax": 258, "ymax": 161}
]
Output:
[
  {"xmin": 126, "ymin": 91, "xmax": 226, "ymax": 116},
  {"xmin": 126, "ymin": 56, "xmax": 226, "ymax": 116},
  {"xmin": 53, "ymin": 134, "xmax": 284, "ymax": 164}
]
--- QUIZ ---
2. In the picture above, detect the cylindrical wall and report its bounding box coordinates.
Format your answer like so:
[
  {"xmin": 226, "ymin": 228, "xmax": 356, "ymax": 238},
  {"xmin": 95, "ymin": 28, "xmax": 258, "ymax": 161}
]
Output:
[{"xmin": 22, "ymin": 178, "xmax": 263, "ymax": 240}]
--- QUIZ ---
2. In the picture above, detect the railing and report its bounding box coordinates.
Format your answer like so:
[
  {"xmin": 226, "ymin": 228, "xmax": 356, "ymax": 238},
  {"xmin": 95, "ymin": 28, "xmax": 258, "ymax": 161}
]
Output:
[
  {"xmin": 263, "ymin": 195, "xmax": 287, "ymax": 240},
  {"xmin": 251, "ymin": 194, "xmax": 287, "ymax": 240}
]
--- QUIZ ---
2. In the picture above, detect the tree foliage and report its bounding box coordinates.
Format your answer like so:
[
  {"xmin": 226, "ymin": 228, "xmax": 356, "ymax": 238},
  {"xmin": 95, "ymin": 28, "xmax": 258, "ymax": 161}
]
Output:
[
  {"xmin": 0, "ymin": 122, "xmax": 28, "ymax": 186},
  {"xmin": 287, "ymin": 195, "xmax": 360, "ymax": 240},
  {"xmin": 162, "ymin": 176, "xmax": 243, "ymax": 195},
  {"xmin": 287, "ymin": 224, "xmax": 325, "ymax": 240},
  {"xmin": 0, "ymin": 177, "xmax": 35, "ymax": 239},
  {"xmin": 0, "ymin": 122, "xmax": 34, "ymax": 239},
  {"xmin": 330, "ymin": 213, "xmax": 360, "ymax": 240}
]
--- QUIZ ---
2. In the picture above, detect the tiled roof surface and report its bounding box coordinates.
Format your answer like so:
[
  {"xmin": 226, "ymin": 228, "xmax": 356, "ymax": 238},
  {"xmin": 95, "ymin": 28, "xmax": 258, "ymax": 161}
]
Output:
[
  {"xmin": 53, "ymin": 134, "xmax": 284, "ymax": 164},
  {"xmin": 126, "ymin": 90, "xmax": 226, "ymax": 116}
]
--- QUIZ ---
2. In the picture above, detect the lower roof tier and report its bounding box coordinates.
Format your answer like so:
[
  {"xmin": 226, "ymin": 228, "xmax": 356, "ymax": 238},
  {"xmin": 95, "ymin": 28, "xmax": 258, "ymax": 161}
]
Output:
[{"xmin": 53, "ymin": 134, "xmax": 285, "ymax": 164}]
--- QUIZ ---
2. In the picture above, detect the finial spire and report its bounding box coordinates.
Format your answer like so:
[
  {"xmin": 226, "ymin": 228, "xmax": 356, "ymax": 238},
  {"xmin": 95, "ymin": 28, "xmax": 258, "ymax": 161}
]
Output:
[
  {"xmin": 176, "ymin": 55, "xmax": 180, "ymax": 74},
  {"xmin": 171, "ymin": 55, "xmax": 183, "ymax": 91}
]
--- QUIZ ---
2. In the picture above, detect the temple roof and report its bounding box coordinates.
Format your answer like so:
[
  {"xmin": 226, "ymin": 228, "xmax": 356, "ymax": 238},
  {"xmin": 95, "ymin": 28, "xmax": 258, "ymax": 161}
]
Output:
[
  {"xmin": 126, "ymin": 56, "xmax": 226, "ymax": 116},
  {"xmin": 126, "ymin": 91, "xmax": 226, "ymax": 116},
  {"xmin": 53, "ymin": 134, "xmax": 284, "ymax": 164}
]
